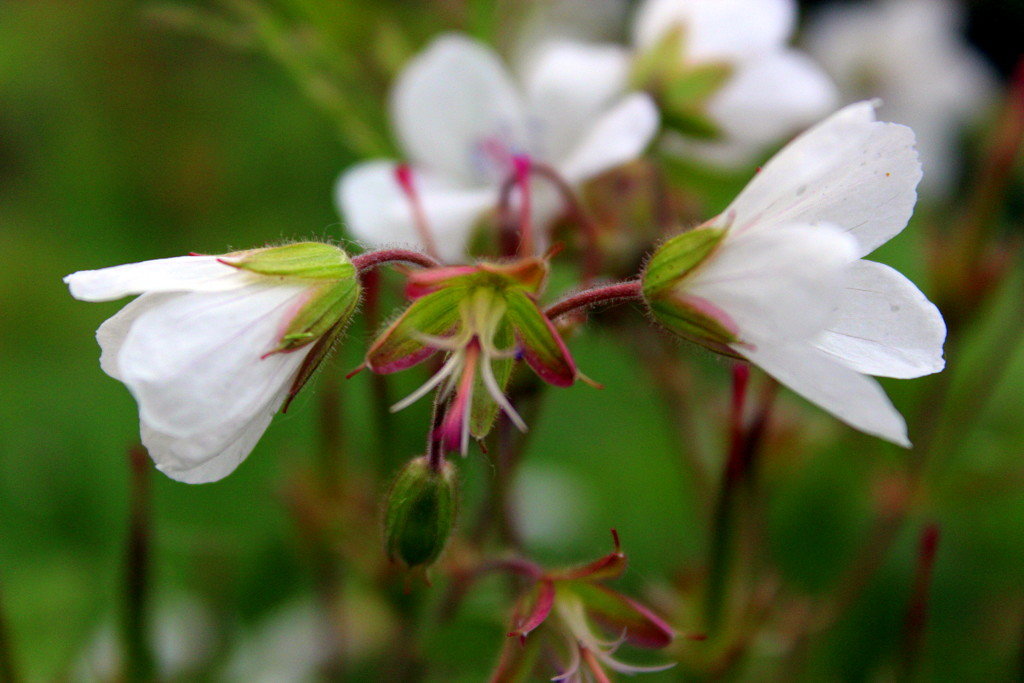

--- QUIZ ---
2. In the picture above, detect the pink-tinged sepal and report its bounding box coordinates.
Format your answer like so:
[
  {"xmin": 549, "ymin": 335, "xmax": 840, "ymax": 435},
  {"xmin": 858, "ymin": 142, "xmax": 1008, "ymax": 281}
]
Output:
[
  {"xmin": 508, "ymin": 579, "xmax": 556, "ymax": 643},
  {"xmin": 551, "ymin": 530, "xmax": 627, "ymax": 582},
  {"xmin": 571, "ymin": 582, "xmax": 675, "ymax": 650},
  {"xmin": 505, "ymin": 290, "xmax": 577, "ymax": 387},
  {"xmin": 366, "ymin": 287, "xmax": 465, "ymax": 374},
  {"xmin": 405, "ymin": 265, "xmax": 479, "ymax": 299}
]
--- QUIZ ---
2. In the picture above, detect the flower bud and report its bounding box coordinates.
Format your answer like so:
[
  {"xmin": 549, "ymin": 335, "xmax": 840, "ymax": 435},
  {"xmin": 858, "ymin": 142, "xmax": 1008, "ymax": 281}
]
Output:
[{"xmin": 384, "ymin": 457, "xmax": 458, "ymax": 569}]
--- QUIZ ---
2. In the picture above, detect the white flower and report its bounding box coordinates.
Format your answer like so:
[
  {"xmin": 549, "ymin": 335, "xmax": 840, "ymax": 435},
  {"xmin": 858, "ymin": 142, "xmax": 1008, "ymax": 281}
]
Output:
[
  {"xmin": 336, "ymin": 33, "xmax": 659, "ymax": 262},
  {"xmin": 632, "ymin": 0, "xmax": 838, "ymax": 167},
  {"xmin": 805, "ymin": 0, "xmax": 998, "ymax": 193},
  {"xmin": 64, "ymin": 245, "xmax": 360, "ymax": 483},
  {"xmin": 644, "ymin": 102, "xmax": 946, "ymax": 445}
]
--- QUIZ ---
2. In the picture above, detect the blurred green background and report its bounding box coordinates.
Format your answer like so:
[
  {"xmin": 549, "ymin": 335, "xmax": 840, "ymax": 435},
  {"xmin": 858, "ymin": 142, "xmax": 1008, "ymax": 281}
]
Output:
[{"xmin": 1, "ymin": 0, "xmax": 1022, "ymax": 680}]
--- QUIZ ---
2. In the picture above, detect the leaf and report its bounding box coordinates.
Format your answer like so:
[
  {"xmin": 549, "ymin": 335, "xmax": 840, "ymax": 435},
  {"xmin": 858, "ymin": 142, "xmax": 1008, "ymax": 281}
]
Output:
[{"xmin": 504, "ymin": 290, "xmax": 576, "ymax": 388}]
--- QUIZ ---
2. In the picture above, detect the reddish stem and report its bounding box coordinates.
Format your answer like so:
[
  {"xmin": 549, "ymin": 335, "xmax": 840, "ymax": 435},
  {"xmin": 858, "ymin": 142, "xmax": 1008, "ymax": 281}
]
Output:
[
  {"xmin": 545, "ymin": 281, "xmax": 643, "ymax": 320},
  {"xmin": 395, "ymin": 164, "xmax": 441, "ymax": 261},
  {"xmin": 496, "ymin": 162, "xmax": 604, "ymax": 281},
  {"xmin": 513, "ymin": 155, "xmax": 534, "ymax": 257},
  {"xmin": 351, "ymin": 249, "xmax": 440, "ymax": 273},
  {"xmin": 900, "ymin": 522, "xmax": 941, "ymax": 676}
]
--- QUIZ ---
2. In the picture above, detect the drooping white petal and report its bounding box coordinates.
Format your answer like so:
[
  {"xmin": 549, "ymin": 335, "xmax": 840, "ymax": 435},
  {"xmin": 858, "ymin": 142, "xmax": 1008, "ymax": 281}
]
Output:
[
  {"xmin": 336, "ymin": 160, "xmax": 496, "ymax": 263},
  {"xmin": 521, "ymin": 41, "xmax": 632, "ymax": 162},
  {"xmin": 65, "ymin": 256, "xmax": 255, "ymax": 302},
  {"xmin": 140, "ymin": 382, "xmax": 290, "ymax": 484},
  {"xmin": 632, "ymin": 0, "xmax": 795, "ymax": 63},
  {"xmin": 723, "ymin": 101, "xmax": 922, "ymax": 257},
  {"xmin": 814, "ymin": 260, "xmax": 946, "ymax": 379},
  {"xmin": 97, "ymin": 293, "xmax": 177, "ymax": 381},
  {"xmin": 677, "ymin": 50, "xmax": 836, "ymax": 168},
  {"xmin": 740, "ymin": 341, "xmax": 910, "ymax": 446},
  {"xmin": 390, "ymin": 34, "xmax": 530, "ymax": 186},
  {"xmin": 685, "ymin": 223, "xmax": 858, "ymax": 343},
  {"xmin": 116, "ymin": 283, "xmax": 312, "ymax": 441},
  {"xmin": 558, "ymin": 93, "xmax": 659, "ymax": 183}
]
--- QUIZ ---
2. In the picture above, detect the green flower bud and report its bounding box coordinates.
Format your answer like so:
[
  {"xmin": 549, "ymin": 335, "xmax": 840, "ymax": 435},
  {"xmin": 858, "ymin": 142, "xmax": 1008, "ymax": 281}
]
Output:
[{"xmin": 384, "ymin": 457, "xmax": 458, "ymax": 570}]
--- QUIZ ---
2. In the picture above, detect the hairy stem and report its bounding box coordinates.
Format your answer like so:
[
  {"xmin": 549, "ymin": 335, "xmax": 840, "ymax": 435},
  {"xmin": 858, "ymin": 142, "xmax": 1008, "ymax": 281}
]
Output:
[
  {"xmin": 352, "ymin": 249, "xmax": 440, "ymax": 273},
  {"xmin": 545, "ymin": 281, "xmax": 643, "ymax": 320}
]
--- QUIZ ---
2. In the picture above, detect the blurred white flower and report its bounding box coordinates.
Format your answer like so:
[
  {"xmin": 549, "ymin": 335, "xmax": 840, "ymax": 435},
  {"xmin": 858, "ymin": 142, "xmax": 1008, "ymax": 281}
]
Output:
[
  {"xmin": 64, "ymin": 244, "xmax": 360, "ymax": 483},
  {"xmin": 72, "ymin": 595, "xmax": 216, "ymax": 681},
  {"xmin": 632, "ymin": 0, "xmax": 837, "ymax": 167},
  {"xmin": 644, "ymin": 102, "xmax": 946, "ymax": 445},
  {"xmin": 805, "ymin": 0, "xmax": 998, "ymax": 193},
  {"xmin": 336, "ymin": 33, "xmax": 659, "ymax": 262}
]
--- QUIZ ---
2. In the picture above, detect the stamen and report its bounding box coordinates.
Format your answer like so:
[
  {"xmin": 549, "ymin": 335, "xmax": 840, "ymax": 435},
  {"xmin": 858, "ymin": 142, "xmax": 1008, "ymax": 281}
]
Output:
[
  {"xmin": 410, "ymin": 330, "xmax": 468, "ymax": 352},
  {"xmin": 390, "ymin": 352, "xmax": 462, "ymax": 413},
  {"xmin": 480, "ymin": 355, "xmax": 528, "ymax": 432},
  {"xmin": 551, "ymin": 635, "xmax": 582, "ymax": 682}
]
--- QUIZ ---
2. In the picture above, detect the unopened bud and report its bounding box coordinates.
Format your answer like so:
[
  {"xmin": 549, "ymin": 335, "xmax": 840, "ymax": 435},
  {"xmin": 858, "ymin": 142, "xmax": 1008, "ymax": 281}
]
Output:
[{"xmin": 384, "ymin": 457, "xmax": 458, "ymax": 569}]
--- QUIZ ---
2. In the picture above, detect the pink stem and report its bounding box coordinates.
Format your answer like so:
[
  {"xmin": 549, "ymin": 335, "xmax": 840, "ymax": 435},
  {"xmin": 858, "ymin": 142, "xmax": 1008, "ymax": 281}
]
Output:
[
  {"xmin": 544, "ymin": 280, "xmax": 643, "ymax": 320},
  {"xmin": 351, "ymin": 249, "xmax": 440, "ymax": 273},
  {"xmin": 395, "ymin": 164, "xmax": 441, "ymax": 261}
]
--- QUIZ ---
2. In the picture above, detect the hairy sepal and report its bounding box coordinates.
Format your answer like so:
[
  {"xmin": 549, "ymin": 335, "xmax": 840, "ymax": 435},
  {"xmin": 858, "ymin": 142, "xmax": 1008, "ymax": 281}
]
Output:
[{"xmin": 224, "ymin": 242, "xmax": 355, "ymax": 280}]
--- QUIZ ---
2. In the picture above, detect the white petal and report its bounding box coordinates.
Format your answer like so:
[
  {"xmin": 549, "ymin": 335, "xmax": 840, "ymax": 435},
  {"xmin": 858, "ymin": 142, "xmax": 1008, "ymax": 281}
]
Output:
[
  {"xmin": 391, "ymin": 34, "xmax": 530, "ymax": 185},
  {"xmin": 741, "ymin": 342, "xmax": 910, "ymax": 446},
  {"xmin": 632, "ymin": 0, "xmax": 795, "ymax": 62},
  {"xmin": 685, "ymin": 223, "xmax": 858, "ymax": 343},
  {"xmin": 814, "ymin": 260, "xmax": 946, "ymax": 379},
  {"xmin": 141, "ymin": 383, "xmax": 290, "ymax": 484},
  {"xmin": 64, "ymin": 256, "xmax": 253, "ymax": 302},
  {"xmin": 690, "ymin": 50, "xmax": 837, "ymax": 167},
  {"xmin": 336, "ymin": 160, "xmax": 496, "ymax": 263},
  {"xmin": 96, "ymin": 293, "xmax": 176, "ymax": 380},
  {"xmin": 521, "ymin": 40, "xmax": 632, "ymax": 162},
  {"xmin": 117, "ymin": 284, "xmax": 311, "ymax": 440},
  {"xmin": 723, "ymin": 101, "xmax": 922, "ymax": 257},
  {"xmin": 557, "ymin": 93, "xmax": 659, "ymax": 183}
]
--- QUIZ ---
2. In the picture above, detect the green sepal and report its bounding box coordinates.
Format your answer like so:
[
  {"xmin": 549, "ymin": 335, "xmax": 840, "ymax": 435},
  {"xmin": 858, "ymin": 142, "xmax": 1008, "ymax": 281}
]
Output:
[
  {"xmin": 271, "ymin": 276, "xmax": 361, "ymax": 354},
  {"xmin": 469, "ymin": 320, "xmax": 514, "ymax": 440},
  {"xmin": 383, "ymin": 457, "xmax": 459, "ymax": 569},
  {"xmin": 646, "ymin": 295, "xmax": 740, "ymax": 355},
  {"xmin": 366, "ymin": 286, "xmax": 467, "ymax": 373},
  {"xmin": 643, "ymin": 227, "xmax": 725, "ymax": 298},
  {"xmin": 631, "ymin": 24, "xmax": 688, "ymax": 91},
  {"xmin": 558, "ymin": 581, "xmax": 674, "ymax": 650},
  {"xmin": 660, "ymin": 63, "xmax": 732, "ymax": 140},
  {"xmin": 225, "ymin": 242, "xmax": 355, "ymax": 280},
  {"xmin": 505, "ymin": 290, "xmax": 576, "ymax": 388}
]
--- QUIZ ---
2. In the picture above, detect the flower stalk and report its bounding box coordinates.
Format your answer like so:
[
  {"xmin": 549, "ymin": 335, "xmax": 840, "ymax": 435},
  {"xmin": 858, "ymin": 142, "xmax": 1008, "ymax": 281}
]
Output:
[{"xmin": 122, "ymin": 446, "xmax": 155, "ymax": 681}]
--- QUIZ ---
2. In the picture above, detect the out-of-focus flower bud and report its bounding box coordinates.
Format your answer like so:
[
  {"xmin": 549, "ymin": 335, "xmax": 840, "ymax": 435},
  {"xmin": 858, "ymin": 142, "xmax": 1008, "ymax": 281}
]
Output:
[{"xmin": 384, "ymin": 457, "xmax": 459, "ymax": 570}]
